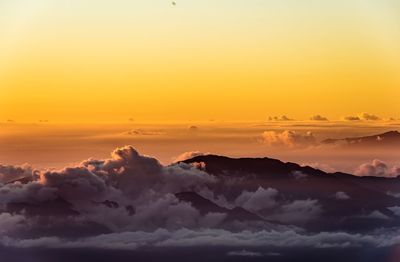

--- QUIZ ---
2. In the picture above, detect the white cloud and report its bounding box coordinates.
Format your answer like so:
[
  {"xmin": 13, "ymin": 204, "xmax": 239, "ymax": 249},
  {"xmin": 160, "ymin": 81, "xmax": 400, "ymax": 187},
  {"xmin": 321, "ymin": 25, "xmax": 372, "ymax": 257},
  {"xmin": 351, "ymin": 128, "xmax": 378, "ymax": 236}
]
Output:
[
  {"xmin": 270, "ymin": 199, "xmax": 322, "ymax": 224},
  {"xmin": 388, "ymin": 206, "xmax": 400, "ymax": 217},
  {"xmin": 261, "ymin": 130, "xmax": 316, "ymax": 148},
  {"xmin": 335, "ymin": 192, "xmax": 350, "ymax": 200},
  {"xmin": 355, "ymin": 160, "xmax": 400, "ymax": 177},
  {"xmin": 173, "ymin": 151, "xmax": 206, "ymax": 163},
  {"xmin": 235, "ymin": 187, "xmax": 278, "ymax": 212},
  {"xmin": 227, "ymin": 250, "xmax": 263, "ymax": 257}
]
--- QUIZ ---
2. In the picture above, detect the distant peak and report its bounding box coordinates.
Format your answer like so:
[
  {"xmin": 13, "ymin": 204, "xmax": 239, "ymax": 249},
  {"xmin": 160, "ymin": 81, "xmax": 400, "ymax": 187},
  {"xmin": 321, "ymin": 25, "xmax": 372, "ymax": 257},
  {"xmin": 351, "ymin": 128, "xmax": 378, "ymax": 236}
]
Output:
[{"xmin": 381, "ymin": 130, "xmax": 400, "ymax": 136}]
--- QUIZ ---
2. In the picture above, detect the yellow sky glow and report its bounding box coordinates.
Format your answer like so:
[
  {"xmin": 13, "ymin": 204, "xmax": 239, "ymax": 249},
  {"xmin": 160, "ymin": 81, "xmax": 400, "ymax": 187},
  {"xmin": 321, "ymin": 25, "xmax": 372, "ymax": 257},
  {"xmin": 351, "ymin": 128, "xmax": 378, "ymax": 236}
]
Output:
[{"xmin": 1, "ymin": 0, "xmax": 399, "ymax": 122}]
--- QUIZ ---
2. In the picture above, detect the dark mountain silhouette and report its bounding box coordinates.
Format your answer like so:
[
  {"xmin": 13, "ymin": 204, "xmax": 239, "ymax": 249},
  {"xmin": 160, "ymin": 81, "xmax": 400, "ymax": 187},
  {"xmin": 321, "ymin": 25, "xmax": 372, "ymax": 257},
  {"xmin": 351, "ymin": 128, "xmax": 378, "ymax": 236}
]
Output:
[
  {"xmin": 322, "ymin": 130, "xmax": 400, "ymax": 147},
  {"xmin": 183, "ymin": 154, "xmax": 400, "ymax": 232}
]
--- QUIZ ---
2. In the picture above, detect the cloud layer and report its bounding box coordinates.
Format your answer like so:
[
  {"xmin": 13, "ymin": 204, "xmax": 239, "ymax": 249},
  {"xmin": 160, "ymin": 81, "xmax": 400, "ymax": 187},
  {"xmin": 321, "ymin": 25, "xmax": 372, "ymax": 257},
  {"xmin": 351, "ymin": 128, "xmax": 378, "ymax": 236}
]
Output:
[{"xmin": 1, "ymin": 145, "xmax": 400, "ymax": 255}]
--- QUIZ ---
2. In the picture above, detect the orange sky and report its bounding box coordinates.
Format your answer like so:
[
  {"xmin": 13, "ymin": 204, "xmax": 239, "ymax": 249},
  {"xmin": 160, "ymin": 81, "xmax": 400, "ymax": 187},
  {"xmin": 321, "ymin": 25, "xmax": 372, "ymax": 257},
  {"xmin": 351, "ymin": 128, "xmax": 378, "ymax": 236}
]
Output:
[{"xmin": 1, "ymin": 0, "xmax": 400, "ymax": 122}]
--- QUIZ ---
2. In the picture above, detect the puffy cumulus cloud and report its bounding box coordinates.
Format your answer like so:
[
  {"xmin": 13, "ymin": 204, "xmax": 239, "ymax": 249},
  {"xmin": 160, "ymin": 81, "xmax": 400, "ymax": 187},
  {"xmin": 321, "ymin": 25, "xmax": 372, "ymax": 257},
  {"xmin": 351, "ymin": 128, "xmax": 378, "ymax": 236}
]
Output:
[
  {"xmin": 103, "ymin": 146, "xmax": 162, "ymax": 176},
  {"xmin": 0, "ymin": 146, "xmax": 223, "ymax": 233},
  {"xmin": 354, "ymin": 160, "xmax": 400, "ymax": 177},
  {"xmin": 360, "ymin": 113, "xmax": 381, "ymax": 121},
  {"xmin": 99, "ymin": 146, "xmax": 164, "ymax": 197},
  {"xmin": 310, "ymin": 115, "xmax": 329, "ymax": 121},
  {"xmin": 343, "ymin": 113, "xmax": 381, "ymax": 121},
  {"xmin": 235, "ymin": 187, "xmax": 278, "ymax": 212},
  {"xmin": 40, "ymin": 167, "xmax": 109, "ymax": 205},
  {"xmin": 261, "ymin": 130, "xmax": 317, "ymax": 148},
  {"xmin": 173, "ymin": 151, "xmax": 206, "ymax": 163},
  {"xmin": 0, "ymin": 182, "xmax": 57, "ymax": 204},
  {"xmin": 268, "ymin": 115, "xmax": 294, "ymax": 121},
  {"xmin": 343, "ymin": 116, "xmax": 361, "ymax": 121},
  {"xmin": 0, "ymin": 164, "xmax": 37, "ymax": 183},
  {"xmin": 162, "ymin": 163, "xmax": 216, "ymax": 194},
  {"xmin": 335, "ymin": 192, "xmax": 351, "ymax": 200}
]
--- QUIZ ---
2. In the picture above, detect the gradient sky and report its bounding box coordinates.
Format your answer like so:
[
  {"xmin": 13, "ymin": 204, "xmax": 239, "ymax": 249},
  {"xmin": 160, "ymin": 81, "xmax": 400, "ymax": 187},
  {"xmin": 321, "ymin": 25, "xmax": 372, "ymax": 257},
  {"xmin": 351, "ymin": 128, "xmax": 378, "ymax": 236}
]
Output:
[{"xmin": 1, "ymin": 0, "xmax": 400, "ymax": 122}]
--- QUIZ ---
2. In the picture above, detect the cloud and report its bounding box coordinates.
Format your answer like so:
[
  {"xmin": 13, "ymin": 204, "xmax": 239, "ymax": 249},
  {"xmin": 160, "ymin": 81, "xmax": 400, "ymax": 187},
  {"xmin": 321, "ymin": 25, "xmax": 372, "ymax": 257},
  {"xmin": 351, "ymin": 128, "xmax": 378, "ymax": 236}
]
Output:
[
  {"xmin": 0, "ymin": 213, "xmax": 26, "ymax": 234},
  {"xmin": 362, "ymin": 210, "xmax": 390, "ymax": 220},
  {"xmin": 261, "ymin": 130, "xmax": 317, "ymax": 148},
  {"xmin": 343, "ymin": 116, "xmax": 361, "ymax": 121},
  {"xmin": 268, "ymin": 115, "xmax": 294, "ymax": 121},
  {"xmin": 0, "ymin": 146, "xmax": 222, "ymax": 233},
  {"xmin": 0, "ymin": 181, "xmax": 57, "ymax": 205},
  {"xmin": 40, "ymin": 167, "xmax": 109, "ymax": 205},
  {"xmin": 343, "ymin": 113, "xmax": 381, "ymax": 121},
  {"xmin": 270, "ymin": 199, "xmax": 322, "ymax": 224},
  {"xmin": 388, "ymin": 206, "xmax": 400, "ymax": 217},
  {"xmin": 310, "ymin": 115, "xmax": 329, "ymax": 121},
  {"xmin": 0, "ymin": 164, "xmax": 37, "ymax": 184},
  {"xmin": 335, "ymin": 192, "xmax": 350, "ymax": 200},
  {"xmin": 189, "ymin": 126, "xmax": 199, "ymax": 131},
  {"xmin": 227, "ymin": 250, "xmax": 263, "ymax": 257},
  {"xmin": 2, "ymin": 228, "xmax": 399, "ymax": 250},
  {"xmin": 235, "ymin": 187, "xmax": 278, "ymax": 212},
  {"xmin": 360, "ymin": 113, "xmax": 381, "ymax": 121},
  {"xmin": 125, "ymin": 129, "xmax": 166, "ymax": 136},
  {"xmin": 173, "ymin": 151, "xmax": 206, "ymax": 163},
  {"xmin": 354, "ymin": 160, "xmax": 400, "ymax": 177},
  {"xmin": 1, "ymin": 145, "xmax": 400, "ymax": 255}
]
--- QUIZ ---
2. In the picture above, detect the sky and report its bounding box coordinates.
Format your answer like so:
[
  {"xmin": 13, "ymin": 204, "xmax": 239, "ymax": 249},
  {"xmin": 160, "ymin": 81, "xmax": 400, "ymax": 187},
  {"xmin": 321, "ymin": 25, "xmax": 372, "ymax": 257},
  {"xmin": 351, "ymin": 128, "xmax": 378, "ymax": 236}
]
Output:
[{"xmin": 1, "ymin": 0, "xmax": 400, "ymax": 122}]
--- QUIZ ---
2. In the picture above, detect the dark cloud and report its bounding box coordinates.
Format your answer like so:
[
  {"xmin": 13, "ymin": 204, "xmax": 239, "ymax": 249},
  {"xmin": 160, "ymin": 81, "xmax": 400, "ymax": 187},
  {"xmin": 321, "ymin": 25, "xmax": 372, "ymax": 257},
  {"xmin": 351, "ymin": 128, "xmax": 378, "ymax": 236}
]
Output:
[
  {"xmin": 360, "ymin": 113, "xmax": 381, "ymax": 121},
  {"xmin": 343, "ymin": 113, "xmax": 381, "ymax": 121},
  {"xmin": 343, "ymin": 116, "xmax": 361, "ymax": 121},
  {"xmin": 0, "ymin": 164, "xmax": 37, "ymax": 184},
  {"xmin": 125, "ymin": 129, "xmax": 166, "ymax": 136},
  {"xmin": 268, "ymin": 115, "xmax": 295, "ymax": 121},
  {"xmin": 2, "ymin": 228, "xmax": 398, "ymax": 250}
]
